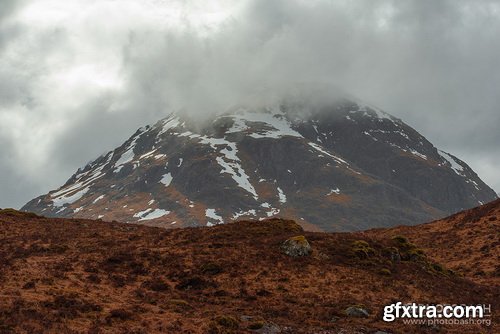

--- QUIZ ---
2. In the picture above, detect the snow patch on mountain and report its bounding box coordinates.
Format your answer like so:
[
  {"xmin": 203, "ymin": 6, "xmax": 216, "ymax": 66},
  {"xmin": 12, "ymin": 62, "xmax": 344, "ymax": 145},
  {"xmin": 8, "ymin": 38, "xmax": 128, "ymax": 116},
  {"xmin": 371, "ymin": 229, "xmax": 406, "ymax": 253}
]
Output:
[
  {"xmin": 308, "ymin": 142, "xmax": 349, "ymax": 166},
  {"xmin": 52, "ymin": 154, "xmax": 112, "ymax": 201},
  {"xmin": 160, "ymin": 173, "xmax": 173, "ymax": 187},
  {"xmin": 409, "ymin": 149, "xmax": 428, "ymax": 160},
  {"xmin": 50, "ymin": 153, "xmax": 115, "ymax": 208},
  {"xmin": 363, "ymin": 131, "xmax": 378, "ymax": 141},
  {"xmin": 438, "ymin": 150, "xmax": 465, "ymax": 176},
  {"xmin": 134, "ymin": 208, "xmax": 170, "ymax": 221},
  {"xmin": 327, "ymin": 188, "xmax": 340, "ymax": 195},
  {"xmin": 52, "ymin": 187, "xmax": 90, "ymax": 207},
  {"xmin": 157, "ymin": 115, "xmax": 181, "ymax": 137},
  {"xmin": 354, "ymin": 101, "xmax": 396, "ymax": 123},
  {"xmin": 206, "ymin": 208, "xmax": 224, "ymax": 226},
  {"xmin": 233, "ymin": 209, "xmax": 257, "ymax": 220},
  {"xmin": 277, "ymin": 187, "xmax": 287, "ymax": 203},
  {"xmin": 139, "ymin": 150, "xmax": 157, "ymax": 160},
  {"xmin": 266, "ymin": 207, "xmax": 280, "ymax": 217},
  {"xmin": 93, "ymin": 195, "xmax": 105, "ymax": 204},
  {"xmin": 133, "ymin": 208, "xmax": 152, "ymax": 218},
  {"xmin": 138, "ymin": 209, "xmax": 170, "ymax": 221},
  {"xmin": 154, "ymin": 154, "xmax": 166, "ymax": 160},
  {"xmin": 227, "ymin": 108, "xmax": 303, "ymax": 139},
  {"xmin": 199, "ymin": 136, "xmax": 258, "ymax": 199},
  {"xmin": 114, "ymin": 130, "xmax": 143, "ymax": 172},
  {"xmin": 226, "ymin": 118, "xmax": 248, "ymax": 134}
]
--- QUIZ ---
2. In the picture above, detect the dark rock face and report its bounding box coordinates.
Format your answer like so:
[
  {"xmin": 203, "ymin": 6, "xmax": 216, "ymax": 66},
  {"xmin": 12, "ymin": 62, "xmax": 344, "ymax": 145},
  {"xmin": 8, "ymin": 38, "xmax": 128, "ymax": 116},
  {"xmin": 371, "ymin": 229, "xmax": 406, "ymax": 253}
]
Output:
[
  {"xmin": 293, "ymin": 100, "xmax": 494, "ymax": 214},
  {"xmin": 22, "ymin": 97, "xmax": 497, "ymax": 231}
]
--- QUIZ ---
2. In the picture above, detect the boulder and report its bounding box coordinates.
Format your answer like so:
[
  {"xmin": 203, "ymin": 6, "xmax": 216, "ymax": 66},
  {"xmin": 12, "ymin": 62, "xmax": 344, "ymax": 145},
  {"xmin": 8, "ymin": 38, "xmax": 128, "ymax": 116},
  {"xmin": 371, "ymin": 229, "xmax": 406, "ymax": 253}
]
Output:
[
  {"xmin": 345, "ymin": 306, "xmax": 369, "ymax": 318},
  {"xmin": 281, "ymin": 235, "xmax": 312, "ymax": 257}
]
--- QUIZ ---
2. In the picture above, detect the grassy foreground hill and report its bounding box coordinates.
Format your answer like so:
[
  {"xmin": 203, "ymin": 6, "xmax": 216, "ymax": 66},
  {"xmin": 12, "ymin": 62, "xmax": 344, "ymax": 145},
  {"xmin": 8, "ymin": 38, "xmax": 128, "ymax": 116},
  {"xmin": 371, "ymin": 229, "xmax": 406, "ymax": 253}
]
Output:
[
  {"xmin": 0, "ymin": 206, "xmax": 498, "ymax": 333},
  {"xmin": 366, "ymin": 198, "xmax": 500, "ymax": 286}
]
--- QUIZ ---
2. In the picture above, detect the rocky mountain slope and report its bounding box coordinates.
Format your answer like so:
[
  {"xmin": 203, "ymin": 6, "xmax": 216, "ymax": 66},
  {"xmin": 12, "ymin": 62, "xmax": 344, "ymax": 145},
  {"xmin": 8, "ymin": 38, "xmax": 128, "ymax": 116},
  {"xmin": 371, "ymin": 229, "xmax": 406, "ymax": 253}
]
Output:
[
  {"xmin": 22, "ymin": 97, "xmax": 497, "ymax": 231},
  {"xmin": 0, "ymin": 208, "xmax": 497, "ymax": 334}
]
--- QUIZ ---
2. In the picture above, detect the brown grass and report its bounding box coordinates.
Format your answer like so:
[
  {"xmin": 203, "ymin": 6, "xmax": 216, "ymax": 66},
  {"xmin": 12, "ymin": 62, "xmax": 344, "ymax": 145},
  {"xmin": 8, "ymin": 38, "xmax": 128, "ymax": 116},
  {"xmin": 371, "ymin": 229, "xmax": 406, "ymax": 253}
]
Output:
[{"xmin": 0, "ymin": 209, "xmax": 497, "ymax": 333}]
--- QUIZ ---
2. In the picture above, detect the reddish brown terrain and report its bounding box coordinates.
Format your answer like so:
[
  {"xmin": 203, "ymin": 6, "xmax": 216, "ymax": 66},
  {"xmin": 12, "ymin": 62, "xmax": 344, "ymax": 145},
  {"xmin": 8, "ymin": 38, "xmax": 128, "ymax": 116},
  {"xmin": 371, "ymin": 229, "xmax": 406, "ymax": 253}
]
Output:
[
  {"xmin": 0, "ymin": 204, "xmax": 498, "ymax": 334},
  {"xmin": 366, "ymin": 198, "xmax": 500, "ymax": 286}
]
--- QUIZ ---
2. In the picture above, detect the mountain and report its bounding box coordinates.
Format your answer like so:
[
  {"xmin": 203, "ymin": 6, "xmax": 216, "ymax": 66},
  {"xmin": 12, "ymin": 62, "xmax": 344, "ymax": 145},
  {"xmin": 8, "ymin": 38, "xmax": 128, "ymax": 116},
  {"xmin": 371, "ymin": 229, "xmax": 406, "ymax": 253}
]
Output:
[
  {"xmin": 22, "ymin": 95, "xmax": 497, "ymax": 231},
  {"xmin": 0, "ymin": 207, "xmax": 497, "ymax": 333}
]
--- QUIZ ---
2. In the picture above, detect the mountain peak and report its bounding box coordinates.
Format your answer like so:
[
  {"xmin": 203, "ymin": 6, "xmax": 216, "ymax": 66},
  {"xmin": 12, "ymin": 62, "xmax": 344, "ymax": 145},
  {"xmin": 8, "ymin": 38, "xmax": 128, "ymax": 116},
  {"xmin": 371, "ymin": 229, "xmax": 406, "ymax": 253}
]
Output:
[{"xmin": 23, "ymin": 96, "xmax": 497, "ymax": 231}]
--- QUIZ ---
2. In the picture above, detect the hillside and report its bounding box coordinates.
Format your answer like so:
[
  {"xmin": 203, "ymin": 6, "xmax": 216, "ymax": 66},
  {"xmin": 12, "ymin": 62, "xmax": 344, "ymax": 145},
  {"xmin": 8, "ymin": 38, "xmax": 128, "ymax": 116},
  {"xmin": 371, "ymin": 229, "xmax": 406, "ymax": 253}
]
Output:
[
  {"xmin": 0, "ymin": 208, "xmax": 497, "ymax": 334},
  {"xmin": 365, "ymin": 198, "xmax": 500, "ymax": 286},
  {"xmin": 22, "ymin": 96, "xmax": 497, "ymax": 231}
]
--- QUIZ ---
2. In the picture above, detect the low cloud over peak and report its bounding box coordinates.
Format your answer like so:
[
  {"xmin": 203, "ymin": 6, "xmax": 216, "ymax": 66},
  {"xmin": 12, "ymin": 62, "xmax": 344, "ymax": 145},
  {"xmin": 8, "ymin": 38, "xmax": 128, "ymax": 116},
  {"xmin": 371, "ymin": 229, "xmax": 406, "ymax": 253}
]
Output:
[{"xmin": 1, "ymin": 0, "xmax": 499, "ymax": 208}]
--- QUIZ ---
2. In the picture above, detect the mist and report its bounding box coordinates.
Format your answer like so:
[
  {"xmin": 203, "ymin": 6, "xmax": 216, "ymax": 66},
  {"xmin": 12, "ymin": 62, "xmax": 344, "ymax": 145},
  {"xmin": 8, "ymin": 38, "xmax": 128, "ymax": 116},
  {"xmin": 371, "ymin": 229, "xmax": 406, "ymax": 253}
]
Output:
[{"xmin": 1, "ymin": 0, "xmax": 500, "ymax": 208}]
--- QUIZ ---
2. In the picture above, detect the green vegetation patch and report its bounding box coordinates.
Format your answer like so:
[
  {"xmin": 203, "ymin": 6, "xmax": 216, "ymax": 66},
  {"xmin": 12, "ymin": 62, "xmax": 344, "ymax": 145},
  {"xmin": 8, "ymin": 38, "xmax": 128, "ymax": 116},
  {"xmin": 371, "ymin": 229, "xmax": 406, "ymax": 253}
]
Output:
[{"xmin": 350, "ymin": 240, "xmax": 376, "ymax": 259}]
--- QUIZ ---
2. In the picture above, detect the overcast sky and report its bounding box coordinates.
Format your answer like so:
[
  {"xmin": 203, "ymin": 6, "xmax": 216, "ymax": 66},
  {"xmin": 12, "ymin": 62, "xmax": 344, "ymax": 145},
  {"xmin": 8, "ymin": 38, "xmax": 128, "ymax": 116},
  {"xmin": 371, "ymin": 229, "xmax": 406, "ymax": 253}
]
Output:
[{"xmin": 1, "ymin": 0, "xmax": 499, "ymax": 209}]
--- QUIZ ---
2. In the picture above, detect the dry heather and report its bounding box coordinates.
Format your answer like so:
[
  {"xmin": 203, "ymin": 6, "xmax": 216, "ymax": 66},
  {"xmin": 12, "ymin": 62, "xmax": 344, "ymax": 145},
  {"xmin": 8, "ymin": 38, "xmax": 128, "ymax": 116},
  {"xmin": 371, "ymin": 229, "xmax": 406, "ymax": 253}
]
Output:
[
  {"xmin": 0, "ymin": 209, "xmax": 498, "ymax": 334},
  {"xmin": 366, "ymin": 198, "xmax": 500, "ymax": 286}
]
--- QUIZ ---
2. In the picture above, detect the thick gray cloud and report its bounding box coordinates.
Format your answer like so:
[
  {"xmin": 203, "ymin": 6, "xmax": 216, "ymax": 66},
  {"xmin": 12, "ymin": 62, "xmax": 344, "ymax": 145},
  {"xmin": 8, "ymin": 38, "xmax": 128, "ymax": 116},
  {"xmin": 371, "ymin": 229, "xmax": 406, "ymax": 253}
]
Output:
[{"xmin": 1, "ymin": 0, "xmax": 499, "ymax": 209}]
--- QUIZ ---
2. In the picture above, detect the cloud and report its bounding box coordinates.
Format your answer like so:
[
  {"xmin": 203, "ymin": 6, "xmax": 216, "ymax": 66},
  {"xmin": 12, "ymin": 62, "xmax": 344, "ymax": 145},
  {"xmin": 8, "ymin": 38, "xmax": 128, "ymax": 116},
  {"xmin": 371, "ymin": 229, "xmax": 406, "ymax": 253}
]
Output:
[
  {"xmin": 0, "ymin": 0, "xmax": 500, "ymax": 208},
  {"xmin": 0, "ymin": 0, "xmax": 21, "ymax": 21}
]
